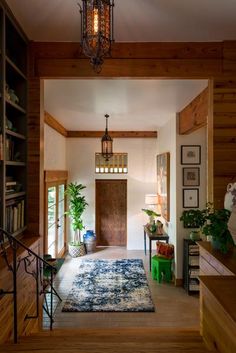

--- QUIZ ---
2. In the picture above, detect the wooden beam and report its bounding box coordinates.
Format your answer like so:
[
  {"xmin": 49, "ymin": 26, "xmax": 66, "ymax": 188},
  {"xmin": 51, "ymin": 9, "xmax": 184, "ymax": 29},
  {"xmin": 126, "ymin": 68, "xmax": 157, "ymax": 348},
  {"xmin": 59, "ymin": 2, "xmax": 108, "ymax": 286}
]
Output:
[
  {"xmin": 36, "ymin": 58, "xmax": 222, "ymax": 79},
  {"xmin": 44, "ymin": 111, "xmax": 68, "ymax": 137},
  {"xmin": 67, "ymin": 131, "xmax": 157, "ymax": 138},
  {"xmin": 179, "ymin": 87, "xmax": 208, "ymax": 134},
  {"xmin": 31, "ymin": 41, "xmax": 223, "ymax": 60},
  {"xmin": 44, "ymin": 170, "xmax": 68, "ymax": 183}
]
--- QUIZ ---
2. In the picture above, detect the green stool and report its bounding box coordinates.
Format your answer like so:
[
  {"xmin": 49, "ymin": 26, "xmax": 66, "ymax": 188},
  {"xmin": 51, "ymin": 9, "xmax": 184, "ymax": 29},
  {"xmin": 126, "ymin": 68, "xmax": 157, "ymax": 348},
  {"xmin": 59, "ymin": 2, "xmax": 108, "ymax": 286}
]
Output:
[{"xmin": 151, "ymin": 255, "xmax": 172, "ymax": 283}]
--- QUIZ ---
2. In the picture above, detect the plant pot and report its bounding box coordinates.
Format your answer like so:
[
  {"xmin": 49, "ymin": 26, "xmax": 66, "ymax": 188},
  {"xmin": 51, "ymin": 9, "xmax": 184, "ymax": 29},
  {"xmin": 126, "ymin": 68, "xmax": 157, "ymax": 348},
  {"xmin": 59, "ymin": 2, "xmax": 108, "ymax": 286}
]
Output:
[
  {"xmin": 211, "ymin": 238, "xmax": 232, "ymax": 254},
  {"xmin": 189, "ymin": 230, "xmax": 201, "ymax": 241},
  {"xmin": 68, "ymin": 243, "xmax": 86, "ymax": 258}
]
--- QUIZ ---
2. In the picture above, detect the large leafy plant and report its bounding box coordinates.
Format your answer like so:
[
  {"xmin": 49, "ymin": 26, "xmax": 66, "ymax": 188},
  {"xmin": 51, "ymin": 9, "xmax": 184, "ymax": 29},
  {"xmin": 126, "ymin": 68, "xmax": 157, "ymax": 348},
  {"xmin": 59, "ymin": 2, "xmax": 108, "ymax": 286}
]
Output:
[
  {"xmin": 201, "ymin": 204, "xmax": 233, "ymax": 253},
  {"xmin": 65, "ymin": 182, "xmax": 88, "ymax": 244}
]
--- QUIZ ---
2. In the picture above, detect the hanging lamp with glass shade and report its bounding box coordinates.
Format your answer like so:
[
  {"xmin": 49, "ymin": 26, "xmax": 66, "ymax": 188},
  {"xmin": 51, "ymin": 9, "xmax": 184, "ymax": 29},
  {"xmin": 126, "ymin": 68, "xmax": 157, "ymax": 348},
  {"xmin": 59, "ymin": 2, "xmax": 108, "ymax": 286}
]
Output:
[
  {"xmin": 101, "ymin": 114, "xmax": 113, "ymax": 161},
  {"xmin": 80, "ymin": 0, "xmax": 114, "ymax": 73}
]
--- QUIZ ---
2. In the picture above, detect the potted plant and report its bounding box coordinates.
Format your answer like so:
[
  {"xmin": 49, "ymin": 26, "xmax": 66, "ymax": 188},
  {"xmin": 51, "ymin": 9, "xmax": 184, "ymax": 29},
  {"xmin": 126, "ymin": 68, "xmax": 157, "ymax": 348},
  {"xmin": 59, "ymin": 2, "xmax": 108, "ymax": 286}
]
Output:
[
  {"xmin": 142, "ymin": 208, "xmax": 162, "ymax": 234},
  {"xmin": 201, "ymin": 204, "xmax": 234, "ymax": 254},
  {"xmin": 180, "ymin": 209, "xmax": 205, "ymax": 241},
  {"xmin": 65, "ymin": 182, "xmax": 88, "ymax": 257}
]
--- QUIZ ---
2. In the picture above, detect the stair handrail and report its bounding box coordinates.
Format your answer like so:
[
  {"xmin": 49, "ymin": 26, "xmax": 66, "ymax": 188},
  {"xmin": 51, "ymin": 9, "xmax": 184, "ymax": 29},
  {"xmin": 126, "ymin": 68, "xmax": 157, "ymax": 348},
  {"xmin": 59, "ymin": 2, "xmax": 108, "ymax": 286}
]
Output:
[{"xmin": 0, "ymin": 228, "xmax": 57, "ymax": 343}]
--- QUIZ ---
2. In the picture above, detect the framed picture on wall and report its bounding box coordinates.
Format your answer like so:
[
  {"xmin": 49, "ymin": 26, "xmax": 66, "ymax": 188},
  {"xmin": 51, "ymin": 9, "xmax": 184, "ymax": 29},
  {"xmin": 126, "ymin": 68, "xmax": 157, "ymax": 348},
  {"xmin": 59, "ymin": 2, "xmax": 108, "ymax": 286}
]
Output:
[
  {"xmin": 156, "ymin": 152, "xmax": 170, "ymax": 221},
  {"xmin": 183, "ymin": 188, "xmax": 199, "ymax": 208},
  {"xmin": 183, "ymin": 167, "xmax": 200, "ymax": 186},
  {"xmin": 181, "ymin": 145, "xmax": 201, "ymax": 165}
]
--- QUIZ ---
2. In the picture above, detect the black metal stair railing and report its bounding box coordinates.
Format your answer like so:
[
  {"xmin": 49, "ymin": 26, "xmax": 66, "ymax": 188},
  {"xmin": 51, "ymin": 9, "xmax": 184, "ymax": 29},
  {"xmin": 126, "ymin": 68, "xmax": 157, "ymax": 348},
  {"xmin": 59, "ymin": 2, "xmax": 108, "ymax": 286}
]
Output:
[{"xmin": 0, "ymin": 228, "xmax": 58, "ymax": 343}]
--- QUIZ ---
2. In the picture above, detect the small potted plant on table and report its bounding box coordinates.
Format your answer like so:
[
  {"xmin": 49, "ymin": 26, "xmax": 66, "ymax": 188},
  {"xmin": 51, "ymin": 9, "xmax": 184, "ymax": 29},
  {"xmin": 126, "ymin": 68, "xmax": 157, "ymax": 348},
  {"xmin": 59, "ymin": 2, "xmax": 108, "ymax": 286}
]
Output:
[
  {"xmin": 142, "ymin": 208, "xmax": 163, "ymax": 234},
  {"xmin": 65, "ymin": 182, "xmax": 88, "ymax": 257}
]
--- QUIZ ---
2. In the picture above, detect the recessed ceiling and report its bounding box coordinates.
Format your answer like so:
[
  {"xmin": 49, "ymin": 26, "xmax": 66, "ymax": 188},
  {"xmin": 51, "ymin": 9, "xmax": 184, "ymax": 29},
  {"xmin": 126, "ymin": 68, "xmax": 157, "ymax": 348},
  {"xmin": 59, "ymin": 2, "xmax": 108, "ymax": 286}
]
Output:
[
  {"xmin": 6, "ymin": 0, "xmax": 236, "ymax": 42},
  {"xmin": 44, "ymin": 79, "xmax": 208, "ymax": 130}
]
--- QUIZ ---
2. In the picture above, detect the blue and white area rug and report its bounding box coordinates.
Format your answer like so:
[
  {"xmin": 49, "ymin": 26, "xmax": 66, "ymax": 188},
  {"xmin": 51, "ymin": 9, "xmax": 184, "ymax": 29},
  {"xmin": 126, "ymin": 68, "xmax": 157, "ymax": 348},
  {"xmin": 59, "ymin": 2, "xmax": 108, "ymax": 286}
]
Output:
[{"xmin": 62, "ymin": 259, "xmax": 155, "ymax": 312}]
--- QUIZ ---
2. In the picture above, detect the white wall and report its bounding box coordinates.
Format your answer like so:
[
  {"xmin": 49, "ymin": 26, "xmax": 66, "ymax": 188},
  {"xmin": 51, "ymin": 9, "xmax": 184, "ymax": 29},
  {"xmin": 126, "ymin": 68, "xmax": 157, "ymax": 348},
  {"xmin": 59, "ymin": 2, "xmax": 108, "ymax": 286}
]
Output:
[
  {"xmin": 44, "ymin": 124, "xmax": 67, "ymax": 170},
  {"xmin": 66, "ymin": 138, "xmax": 157, "ymax": 249},
  {"xmin": 176, "ymin": 123, "xmax": 207, "ymax": 278},
  {"xmin": 157, "ymin": 115, "xmax": 207, "ymax": 279}
]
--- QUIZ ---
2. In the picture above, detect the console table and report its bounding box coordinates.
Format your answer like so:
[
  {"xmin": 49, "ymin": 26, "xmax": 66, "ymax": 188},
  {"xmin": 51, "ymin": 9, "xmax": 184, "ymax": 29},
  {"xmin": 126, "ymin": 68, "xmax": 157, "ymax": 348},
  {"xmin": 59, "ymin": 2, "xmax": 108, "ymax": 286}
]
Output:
[{"xmin": 143, "ymin": 226, "xmax": 169, "ymax": 271}]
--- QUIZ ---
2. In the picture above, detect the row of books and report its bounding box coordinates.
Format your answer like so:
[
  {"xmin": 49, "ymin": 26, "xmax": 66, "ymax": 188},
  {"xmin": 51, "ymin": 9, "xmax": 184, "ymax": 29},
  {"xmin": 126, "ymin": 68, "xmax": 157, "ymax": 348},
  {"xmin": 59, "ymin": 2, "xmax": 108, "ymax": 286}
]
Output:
[
  {"xmin": 6, "ymin": 198, "xmax": 25, "ymax": 234},
  {"xmin": 189, "ymin": 268, "xmax": 200, "ymax": 278},
  {"xmin": 189, "ymin": 244, "xmax": 199, "ymax": 255},
  {"xmin": 189, "ymin": 278, "xmax": 200, "ymax": 291},
  {"xmin": 5, "ymin": 138, "xmax": 14, "ymax": 161},
  {"xmin": 6, "ymin": 180, "xmax": 22, "ymax": 194},
  {"xmin": 189, "ymin": 255, "xmax": 199, "ymax": 266}
]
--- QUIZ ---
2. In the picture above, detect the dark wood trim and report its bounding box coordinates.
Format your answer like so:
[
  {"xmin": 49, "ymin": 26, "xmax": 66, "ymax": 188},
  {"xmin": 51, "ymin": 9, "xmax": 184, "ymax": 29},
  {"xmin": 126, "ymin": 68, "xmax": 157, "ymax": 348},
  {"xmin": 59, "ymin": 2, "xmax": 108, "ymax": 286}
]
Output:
[
  {"xmin": 174, "ymin": 278, "xmax": 183, "ymax": 287},
  {"xmin": 67, "ymin": 131, "xmax": 157, "ymax": 138},
  {"xmin": 44, "ymin": 111, "xmax": 68, "ymax": 137},
  {"xmin": 44, "ymin": 170, "xmax": 68, "ymax": 183}
]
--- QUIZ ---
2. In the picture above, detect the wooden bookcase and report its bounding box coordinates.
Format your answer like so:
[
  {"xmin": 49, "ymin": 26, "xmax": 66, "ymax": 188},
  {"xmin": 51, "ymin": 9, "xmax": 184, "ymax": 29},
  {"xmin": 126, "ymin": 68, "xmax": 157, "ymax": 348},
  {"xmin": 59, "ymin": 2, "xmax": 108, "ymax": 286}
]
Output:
[{"xmin": 0, "ymin": 3, "xmax": 28, "ymax": 237}]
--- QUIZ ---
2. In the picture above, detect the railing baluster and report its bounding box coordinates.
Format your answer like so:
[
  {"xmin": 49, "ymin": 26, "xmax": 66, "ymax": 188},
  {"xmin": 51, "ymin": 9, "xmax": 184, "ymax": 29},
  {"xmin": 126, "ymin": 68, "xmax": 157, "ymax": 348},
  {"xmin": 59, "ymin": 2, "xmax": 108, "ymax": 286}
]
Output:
[
  {"xmin": 50, "ymin": 269, "xmax": 53, "ymax": 330},
  {"xmin": 0, "ymin": 228, "xmax": 60, "ymax": 342},
  {"xmin": 13, "ymin": 243, "xmax": 18, "ymax": 344}
]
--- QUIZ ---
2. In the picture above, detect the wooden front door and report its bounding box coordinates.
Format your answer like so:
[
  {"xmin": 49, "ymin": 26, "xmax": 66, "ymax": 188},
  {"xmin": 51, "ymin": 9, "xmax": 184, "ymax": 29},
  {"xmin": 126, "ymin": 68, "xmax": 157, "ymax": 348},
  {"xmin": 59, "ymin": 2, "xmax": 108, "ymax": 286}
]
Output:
[{"xmin": 96, "ymin": 179, "xmax": 127, "ymax": 246}]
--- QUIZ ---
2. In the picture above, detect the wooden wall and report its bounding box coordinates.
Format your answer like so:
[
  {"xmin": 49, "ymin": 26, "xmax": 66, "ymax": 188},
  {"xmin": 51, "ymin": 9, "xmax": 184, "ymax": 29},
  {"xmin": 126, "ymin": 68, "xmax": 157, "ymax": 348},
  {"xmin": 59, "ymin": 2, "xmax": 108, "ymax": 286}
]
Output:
[{"xmin": 213, "ymin": 80, "xmax": 236, "ymax": 208}]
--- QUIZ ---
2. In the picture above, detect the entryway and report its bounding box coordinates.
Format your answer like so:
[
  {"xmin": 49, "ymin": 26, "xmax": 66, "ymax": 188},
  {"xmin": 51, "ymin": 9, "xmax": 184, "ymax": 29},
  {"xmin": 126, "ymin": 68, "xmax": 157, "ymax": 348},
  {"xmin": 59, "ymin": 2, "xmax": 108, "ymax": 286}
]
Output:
[{"xmin": 95, "ymin": 179, "xmax": 127, "ymax": 246}]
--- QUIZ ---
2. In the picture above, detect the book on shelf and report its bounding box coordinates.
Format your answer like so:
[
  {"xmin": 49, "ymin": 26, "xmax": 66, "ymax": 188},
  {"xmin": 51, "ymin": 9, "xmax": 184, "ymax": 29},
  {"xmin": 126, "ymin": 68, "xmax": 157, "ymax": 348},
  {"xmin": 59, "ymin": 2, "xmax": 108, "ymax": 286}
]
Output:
[
  {"xmin": 6, "ymin": 181, "xmax": 17, "ymax": 186},
  {"xmin": 5, "ymin": 198, "xmax": 25, "ymax": 234},
  {"xmin": 189, "ymin": 268, "xmax": 200, "ymax": 278},
  {"xmin": 189, "ymin": 256, "xmax": 199, "ymax": 266},
  {"xmin": 6, "ymin": 138, "xmax": 16, "ymax": 161},
  {"xmin": 189, "ymin": 278, "xmax": 200, "ymax": 291}
]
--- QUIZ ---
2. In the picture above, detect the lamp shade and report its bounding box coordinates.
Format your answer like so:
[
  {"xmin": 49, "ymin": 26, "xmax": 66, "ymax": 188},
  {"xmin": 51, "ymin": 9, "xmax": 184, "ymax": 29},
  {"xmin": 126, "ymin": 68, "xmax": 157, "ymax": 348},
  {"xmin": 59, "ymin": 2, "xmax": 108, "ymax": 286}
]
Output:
[{"xmin": 145, "ymin": 194, "xmax": 158, "ymax": 205}]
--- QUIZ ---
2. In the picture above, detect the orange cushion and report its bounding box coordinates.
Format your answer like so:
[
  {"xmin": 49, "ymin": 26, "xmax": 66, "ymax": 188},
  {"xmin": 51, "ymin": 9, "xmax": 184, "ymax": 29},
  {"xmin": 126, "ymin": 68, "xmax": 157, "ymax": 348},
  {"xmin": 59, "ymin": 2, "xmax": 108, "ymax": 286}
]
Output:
[{"xmin": 156, "ymin": 241, "xmax": 174, "ymax": 259}]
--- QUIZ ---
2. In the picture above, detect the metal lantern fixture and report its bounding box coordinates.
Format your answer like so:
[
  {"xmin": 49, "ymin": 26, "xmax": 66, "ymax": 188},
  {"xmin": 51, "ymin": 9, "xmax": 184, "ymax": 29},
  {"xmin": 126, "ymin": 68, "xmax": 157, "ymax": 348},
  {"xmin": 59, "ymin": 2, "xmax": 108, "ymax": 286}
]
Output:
[
  {"xmin": 80, "ymin": 0, "xmax": 114, "ymax": 73},
  {"xmin": 101, "ymin": 114, "xmax": 113, "ymax": 161}
]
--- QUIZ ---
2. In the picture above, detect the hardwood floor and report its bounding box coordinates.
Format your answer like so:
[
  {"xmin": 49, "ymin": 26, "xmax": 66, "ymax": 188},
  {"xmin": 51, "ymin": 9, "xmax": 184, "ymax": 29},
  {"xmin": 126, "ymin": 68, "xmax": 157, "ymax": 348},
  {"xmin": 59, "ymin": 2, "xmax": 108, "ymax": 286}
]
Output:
[
  {"xmin": 44, "ymin": 247, "xmax": 200, "ymax": 329},
  {"xmin": 1, "ymin": 328, "xmax": 212, "ymax": 353}
]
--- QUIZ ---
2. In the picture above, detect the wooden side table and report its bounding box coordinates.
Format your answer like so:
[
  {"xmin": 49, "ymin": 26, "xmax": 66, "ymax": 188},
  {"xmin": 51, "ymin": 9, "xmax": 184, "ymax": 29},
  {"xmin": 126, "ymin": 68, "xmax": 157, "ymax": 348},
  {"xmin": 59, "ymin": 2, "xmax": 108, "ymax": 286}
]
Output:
[{"xmin": 143, "ymin": 226, "xmax": 169, "ymax": 271}]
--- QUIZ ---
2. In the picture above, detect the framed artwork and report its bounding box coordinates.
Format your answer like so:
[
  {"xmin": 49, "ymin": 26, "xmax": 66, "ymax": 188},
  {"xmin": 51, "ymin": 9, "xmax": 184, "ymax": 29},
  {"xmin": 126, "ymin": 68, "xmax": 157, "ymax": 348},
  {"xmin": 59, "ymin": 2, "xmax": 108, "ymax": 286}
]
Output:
[
  {"xmin": 183, "ymin": 188, "xmax": 199, "ymax": 208},
  {"xmin": 183, "ymin": 167, "xmax": 200, "ymax": 187},
  {"xmin": 156, "ymin": 152, "xmax": 170, "ymax": 221},
  {"xmin": 181, "ymin": 145, "xmax": 201, "ymax": 165}
]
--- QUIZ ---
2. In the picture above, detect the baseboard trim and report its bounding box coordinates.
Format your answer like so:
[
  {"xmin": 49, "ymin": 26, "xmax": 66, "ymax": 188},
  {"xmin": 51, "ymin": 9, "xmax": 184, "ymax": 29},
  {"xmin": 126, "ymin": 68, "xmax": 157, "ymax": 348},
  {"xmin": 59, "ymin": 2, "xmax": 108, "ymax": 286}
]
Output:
[{"xmin": 174, "ymin": 277, "xmax": 183, "ymax": 287}]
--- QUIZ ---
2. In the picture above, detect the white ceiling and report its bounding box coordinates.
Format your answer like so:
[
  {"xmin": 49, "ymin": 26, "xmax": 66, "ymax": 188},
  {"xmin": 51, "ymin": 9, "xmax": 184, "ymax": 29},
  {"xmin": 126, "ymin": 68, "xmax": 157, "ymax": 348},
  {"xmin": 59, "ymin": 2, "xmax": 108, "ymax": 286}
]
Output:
[
  {"xmin": 6, "ymin": 0, "xmax": 236, "ymax": 42},
  {"xmin": 44, "ymin": 79, "xmax": 207, "ymax": 130},
  {"xmin": 6, "ymin": 1, "xmax": 209, "ymax": 130}
]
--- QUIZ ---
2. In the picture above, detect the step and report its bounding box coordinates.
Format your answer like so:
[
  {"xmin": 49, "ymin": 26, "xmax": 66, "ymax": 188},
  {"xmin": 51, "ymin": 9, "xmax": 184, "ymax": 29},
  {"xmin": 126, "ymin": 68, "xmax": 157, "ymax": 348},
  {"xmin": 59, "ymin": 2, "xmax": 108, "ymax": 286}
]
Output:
[{"xmin": 0, "ymin": 328, "xmax": 213, "ymax": 353}]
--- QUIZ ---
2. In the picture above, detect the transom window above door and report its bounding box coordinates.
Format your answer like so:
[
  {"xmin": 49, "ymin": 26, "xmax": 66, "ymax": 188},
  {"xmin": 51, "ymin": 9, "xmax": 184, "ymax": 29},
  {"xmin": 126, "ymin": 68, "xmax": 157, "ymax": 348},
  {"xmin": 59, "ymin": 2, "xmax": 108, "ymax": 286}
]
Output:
[{"xmin": 95, "ymin": 153, "xmax": 128, "ymax": 174}]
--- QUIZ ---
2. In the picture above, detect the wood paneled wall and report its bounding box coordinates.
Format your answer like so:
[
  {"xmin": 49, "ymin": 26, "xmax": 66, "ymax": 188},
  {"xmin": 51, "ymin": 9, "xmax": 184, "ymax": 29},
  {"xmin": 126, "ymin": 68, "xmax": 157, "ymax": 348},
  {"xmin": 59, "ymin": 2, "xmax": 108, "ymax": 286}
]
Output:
[{"xmin": 213, "ymin": 80, "xmax": 236, "ymax": 208}]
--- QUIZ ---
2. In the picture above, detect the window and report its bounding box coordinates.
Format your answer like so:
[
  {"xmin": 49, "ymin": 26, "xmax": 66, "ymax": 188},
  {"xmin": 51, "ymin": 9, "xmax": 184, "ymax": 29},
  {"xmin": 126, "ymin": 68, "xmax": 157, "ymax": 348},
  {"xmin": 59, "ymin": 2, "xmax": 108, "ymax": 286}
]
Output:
[
  {"xmin": 95, "ymin": 153, "xmax": 128, "ymax": 174},
  {"xmin": 44, "ymin": 171, "xmax": 68, "ymax": 258}
]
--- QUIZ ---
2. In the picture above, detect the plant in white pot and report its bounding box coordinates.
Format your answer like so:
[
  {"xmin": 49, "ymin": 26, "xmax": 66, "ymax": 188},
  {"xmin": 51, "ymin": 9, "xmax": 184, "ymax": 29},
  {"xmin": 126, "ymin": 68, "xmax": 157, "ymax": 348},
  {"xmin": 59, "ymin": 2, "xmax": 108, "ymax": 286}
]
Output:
[{"xmin": 65, "ymin": 182, "xmax": 88, "ymax": 257}]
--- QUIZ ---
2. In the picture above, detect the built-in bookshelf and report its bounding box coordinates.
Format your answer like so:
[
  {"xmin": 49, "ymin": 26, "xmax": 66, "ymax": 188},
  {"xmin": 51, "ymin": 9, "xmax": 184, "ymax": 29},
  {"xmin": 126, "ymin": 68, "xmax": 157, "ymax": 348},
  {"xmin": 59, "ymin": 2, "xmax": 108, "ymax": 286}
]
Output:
[{"xmin": 0, "ymin": 3, "xmax": 28, "ymax": 237}]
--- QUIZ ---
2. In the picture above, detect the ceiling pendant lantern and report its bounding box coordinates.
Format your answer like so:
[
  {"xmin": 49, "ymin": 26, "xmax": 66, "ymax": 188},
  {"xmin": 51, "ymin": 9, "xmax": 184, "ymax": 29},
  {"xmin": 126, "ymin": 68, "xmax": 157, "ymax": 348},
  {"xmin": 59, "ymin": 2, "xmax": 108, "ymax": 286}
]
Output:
[
  {"xmin": 80, "ymin": 0, "xmax": 114, "ymax": 73},
  {"xmin": 101, "ymin": 114, "xmax": 113, "ymax": 161}
]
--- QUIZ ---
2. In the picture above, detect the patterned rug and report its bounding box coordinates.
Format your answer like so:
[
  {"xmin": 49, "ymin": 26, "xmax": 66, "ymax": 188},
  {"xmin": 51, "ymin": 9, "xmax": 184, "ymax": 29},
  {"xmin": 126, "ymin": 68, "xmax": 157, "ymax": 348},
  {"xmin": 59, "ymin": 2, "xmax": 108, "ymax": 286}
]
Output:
[{"xmin": 62, "ymin": 259, "xmax": 154, "ymax": 312}]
